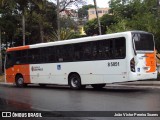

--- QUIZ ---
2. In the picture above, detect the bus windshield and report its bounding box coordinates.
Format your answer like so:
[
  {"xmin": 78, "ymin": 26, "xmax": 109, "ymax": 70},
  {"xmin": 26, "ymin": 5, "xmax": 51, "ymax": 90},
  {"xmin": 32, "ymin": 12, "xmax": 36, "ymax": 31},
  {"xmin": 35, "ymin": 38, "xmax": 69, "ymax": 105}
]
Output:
[{"xmin": 132, "ymin": 33, "xmax": 154, "ymax": 51}]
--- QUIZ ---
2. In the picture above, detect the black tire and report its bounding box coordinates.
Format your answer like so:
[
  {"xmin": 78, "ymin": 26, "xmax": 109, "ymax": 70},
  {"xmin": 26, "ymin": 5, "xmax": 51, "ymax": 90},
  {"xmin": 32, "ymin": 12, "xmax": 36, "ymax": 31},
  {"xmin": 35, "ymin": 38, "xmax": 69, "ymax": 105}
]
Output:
[
  {"xmin": 91, "ymin": 84, "xmax": 106, "ymax": 89},
  {"xmin": 15, "ymin": 75, "xmax": 25, "ymax": 87},
  {"xmin": 23, "ymin": 83, "xmax": 28, "ymax": 87},
  {"xmin": 69, "ymin": 74, "xmax": 82, "ymax": 90},
  {"xmin": 39, "ymin": 84, "xmax": 46, "ymax": 87},
  {"xmin": 81, "ymin": 85, "xmax": 86, "ymax": 89}
]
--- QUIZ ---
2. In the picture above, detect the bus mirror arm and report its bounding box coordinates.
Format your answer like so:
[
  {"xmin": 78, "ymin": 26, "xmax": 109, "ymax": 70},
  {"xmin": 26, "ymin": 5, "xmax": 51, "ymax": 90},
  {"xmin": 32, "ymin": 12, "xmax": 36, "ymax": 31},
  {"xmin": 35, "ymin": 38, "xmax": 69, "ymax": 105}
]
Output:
[
  {"xmin": 134, "ymin": 49, "xmax": 137, "ymax": 56},
  {"xmin": 132, "ymin": 38, "xmax": 137, "ymax": 56}
]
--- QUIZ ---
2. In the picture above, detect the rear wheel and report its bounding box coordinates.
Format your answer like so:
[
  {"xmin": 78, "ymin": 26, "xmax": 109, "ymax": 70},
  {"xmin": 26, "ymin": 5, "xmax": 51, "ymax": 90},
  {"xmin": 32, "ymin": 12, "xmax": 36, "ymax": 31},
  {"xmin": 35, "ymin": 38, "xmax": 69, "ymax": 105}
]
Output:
[
  {"xmin": 81, "ymin": 85, "xmax": 86, "ymax": 89},
  {"xmin": 39, "ymin": 84, "xmax": 46, "ymax": 87},
  {"xmin": 69, "ymin": 74, "xmax": 82, "ymax": 90},
  {"xmin": 91, "ymin": 84, "xmax": 106, "ymax": 89},
  {"xmin": 15, "ymin": 75, "xmax": 25, "ymax": 87}
]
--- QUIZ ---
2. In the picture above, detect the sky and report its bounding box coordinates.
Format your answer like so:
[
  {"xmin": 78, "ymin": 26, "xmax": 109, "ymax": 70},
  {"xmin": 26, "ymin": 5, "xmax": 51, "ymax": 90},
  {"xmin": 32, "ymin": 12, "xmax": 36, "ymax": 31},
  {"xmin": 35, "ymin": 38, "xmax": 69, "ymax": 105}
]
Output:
[
  {"xmin": 48, "ymin": 0, "xmax": 110, "ymax": 9},
  {"xmin": 87, "ymin": 0, "xmax": 110, "ymax": 8}
]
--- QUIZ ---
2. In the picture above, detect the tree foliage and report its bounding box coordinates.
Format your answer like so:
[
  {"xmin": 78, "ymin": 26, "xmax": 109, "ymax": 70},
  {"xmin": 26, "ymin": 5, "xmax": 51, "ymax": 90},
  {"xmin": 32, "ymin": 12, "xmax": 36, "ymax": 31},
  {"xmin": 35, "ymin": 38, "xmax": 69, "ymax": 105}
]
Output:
[
  {"xmin": 78, "ymin": 4, "xmax": 95, "ymax": 19},
  {"xmin": 48, "ymin": 28, "xmax": 74, "ymax": 41},
  {"xmin": 59, "ymin": 0, "xmax": 86, "ymax": 12},
  {"xmin": 84, "ymin": 14, "xmax": 116, "ymax": 36},
  {"xmin": 0, "ymin": 0, "xmax": 85, "ymax": 48},
  {"xmin": 108, "ymin": 0, "xmax": 160, "ymax": 52}
]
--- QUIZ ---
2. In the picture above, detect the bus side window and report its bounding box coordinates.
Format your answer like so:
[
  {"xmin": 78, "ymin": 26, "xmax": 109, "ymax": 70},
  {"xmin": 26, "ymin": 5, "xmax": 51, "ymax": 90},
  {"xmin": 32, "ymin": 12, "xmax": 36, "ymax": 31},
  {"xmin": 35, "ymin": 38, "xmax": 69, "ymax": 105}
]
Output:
[
  {"xmin": 97, "ymin": 41, "xmax": 103, "ymax": 59},
  {"xmin": 103, "ymin": 40, "xmax": 113, "ymax": 59},
  {"xmin": 63, "ymin": 45, "xmax": 73, "ymax": 62},
  {"xmin": 6, "ymin": 52, "xmax": 14, "ymax": 68},
  {"xmin": 15, "ymin": 51, "xmax": 21, "ymax": 64},
  {"xmin": 73, "ymin": 43, "xmax": 82, "ymax": 61},
  {"xmin": 82, "ymin": 42, "xmax": 92, "ymax": 60},
  {"xmin": 40, "ymin": 47, "xmax": 48, "ymax": 63},
  {"xmin": 114, "ymin": 37, "xmax": 126, "ymax": 59},
  {"xmin": 28, "ymin": 49, "xmax": 40, "ymax": 64},
  {"xmin": 97, "ymin": 40, "xmax": 108, "ymax": 59},
  {"xmin": 92, "ymin": 41, "xmax": 98, "ymax": 60},
  {"xmin": 23, "ymin": 50, "xmax": 28, "ymax": 64},
  {"xmin": 56, "ymin": 46, "xmax": 64, "ymax": 62},
  {"xmin": 48, "ymin": 46, "xmax": 56, "ymax": 63},
  {"xmin": 14, "ymin": 50, "xmax": 28, "ymax": 64},
  {"xmin": 34, "ymin": 49, "xmax": 41, "ymax": 63}
]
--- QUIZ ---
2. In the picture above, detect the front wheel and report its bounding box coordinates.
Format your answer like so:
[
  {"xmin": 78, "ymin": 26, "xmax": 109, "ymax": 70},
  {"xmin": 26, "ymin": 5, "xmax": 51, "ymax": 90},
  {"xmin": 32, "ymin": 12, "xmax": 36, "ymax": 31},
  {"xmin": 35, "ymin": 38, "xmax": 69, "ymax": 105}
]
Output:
[
  {"xmin": 69, "ymin": 74, "xmax": 82, "ymax": 90},
  {"xmin": 15, "ymin": 75, "xmax": 25, "ymax": 87},
  {"xmin": 91, "ymin": 84, "xmax": 106, "ymax": 89}
]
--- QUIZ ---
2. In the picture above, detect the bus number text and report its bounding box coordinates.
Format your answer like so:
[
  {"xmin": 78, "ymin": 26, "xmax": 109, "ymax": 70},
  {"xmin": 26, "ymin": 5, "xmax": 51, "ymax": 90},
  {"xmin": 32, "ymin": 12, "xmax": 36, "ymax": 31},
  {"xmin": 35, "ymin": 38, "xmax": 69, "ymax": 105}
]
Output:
[{"xmin": 108, "ymin": 62, "xmax": 119, "ymax": 67}]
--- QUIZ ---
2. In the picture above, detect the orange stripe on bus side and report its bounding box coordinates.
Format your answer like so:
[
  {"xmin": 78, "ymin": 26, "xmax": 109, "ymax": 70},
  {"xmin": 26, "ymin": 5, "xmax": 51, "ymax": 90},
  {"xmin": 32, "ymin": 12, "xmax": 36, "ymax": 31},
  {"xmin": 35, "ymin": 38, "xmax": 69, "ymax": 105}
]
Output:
[
  {"xmin": 145, "ymin": 53, "xmax": 156, "ymax": 73},
  {"xmin": 6, "ymin": 65, "xmax": 31, "ymax": 84},
  {"xmin": 7, "ymin": 45, "xmax": 29, "ymax": 52}
]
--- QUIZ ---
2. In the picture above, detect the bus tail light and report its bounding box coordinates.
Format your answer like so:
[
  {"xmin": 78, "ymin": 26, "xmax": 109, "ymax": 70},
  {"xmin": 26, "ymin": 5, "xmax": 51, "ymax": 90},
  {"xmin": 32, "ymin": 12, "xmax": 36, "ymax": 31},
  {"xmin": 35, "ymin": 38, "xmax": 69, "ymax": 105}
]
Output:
[{"xmin": 130, "ymin": 57, "xmax": 135, "ymax": 72}]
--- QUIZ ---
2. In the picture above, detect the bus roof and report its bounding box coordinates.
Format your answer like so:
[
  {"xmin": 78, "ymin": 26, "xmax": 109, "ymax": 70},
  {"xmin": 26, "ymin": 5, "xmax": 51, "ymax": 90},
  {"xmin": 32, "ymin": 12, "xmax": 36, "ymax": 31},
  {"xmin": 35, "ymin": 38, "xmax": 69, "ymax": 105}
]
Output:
[{"xmin": 6, "ymin": 31, "xmax": 151, "ymax": 52}]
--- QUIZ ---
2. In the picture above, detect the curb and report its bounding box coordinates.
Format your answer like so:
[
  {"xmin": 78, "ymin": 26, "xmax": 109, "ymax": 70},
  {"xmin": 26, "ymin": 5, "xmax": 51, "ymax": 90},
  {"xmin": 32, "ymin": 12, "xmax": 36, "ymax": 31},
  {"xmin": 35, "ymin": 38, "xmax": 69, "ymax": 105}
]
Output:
[
  {"xmin": 1, "ymin": 81, "xmax": 160, "ymax": 89},
  {"xmin": 118, "ymin": 81, "xmax": 160, "ymax": 86},
  {"xmin": 0, "ymin": 82, "xmax": 13, "ymax": 86},
  {"xmin": 107, "ymin": 84, "xmax": 160, "ymax": 89}
]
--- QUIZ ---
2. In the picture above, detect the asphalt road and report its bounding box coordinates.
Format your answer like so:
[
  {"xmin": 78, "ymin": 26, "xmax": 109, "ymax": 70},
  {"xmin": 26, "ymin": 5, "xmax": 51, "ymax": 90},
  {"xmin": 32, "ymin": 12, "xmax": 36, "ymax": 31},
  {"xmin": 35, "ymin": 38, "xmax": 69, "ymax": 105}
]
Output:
[{"xmin": 0, "ymin": 84, "xmax": 160, "ymax": 120}]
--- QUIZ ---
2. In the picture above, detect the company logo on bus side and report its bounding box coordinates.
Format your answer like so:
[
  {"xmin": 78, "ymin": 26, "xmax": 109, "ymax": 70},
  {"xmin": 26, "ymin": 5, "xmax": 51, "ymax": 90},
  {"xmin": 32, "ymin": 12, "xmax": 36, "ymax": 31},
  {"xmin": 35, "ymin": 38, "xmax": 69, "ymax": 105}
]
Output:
[{"xmin": 31, "ymin": 66, "xmax": 43, "ymax": 71}]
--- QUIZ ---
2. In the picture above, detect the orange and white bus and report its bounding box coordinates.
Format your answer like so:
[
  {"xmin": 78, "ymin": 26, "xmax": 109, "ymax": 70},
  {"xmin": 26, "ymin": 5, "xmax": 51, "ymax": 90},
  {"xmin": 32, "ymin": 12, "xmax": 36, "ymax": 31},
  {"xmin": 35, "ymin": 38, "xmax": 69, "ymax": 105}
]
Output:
[{"xmin": 5, "ymin": 31, "xmax": 157, "ymax": 89}]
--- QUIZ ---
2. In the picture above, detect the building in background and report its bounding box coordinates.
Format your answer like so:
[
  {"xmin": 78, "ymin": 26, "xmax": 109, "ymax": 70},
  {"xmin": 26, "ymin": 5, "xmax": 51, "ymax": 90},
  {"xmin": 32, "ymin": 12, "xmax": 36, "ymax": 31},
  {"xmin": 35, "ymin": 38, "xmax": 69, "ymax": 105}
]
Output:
[
  {"xmin": 59, "ymin": 8, "xmax": 87, "ymax": 35},
  {"xmin": 88, "ymin": 8, "xmax": 109, "ymax": 20},
  {"xmin": 60, "ymin": 9, "xmax": 78, "ymax": 22}
]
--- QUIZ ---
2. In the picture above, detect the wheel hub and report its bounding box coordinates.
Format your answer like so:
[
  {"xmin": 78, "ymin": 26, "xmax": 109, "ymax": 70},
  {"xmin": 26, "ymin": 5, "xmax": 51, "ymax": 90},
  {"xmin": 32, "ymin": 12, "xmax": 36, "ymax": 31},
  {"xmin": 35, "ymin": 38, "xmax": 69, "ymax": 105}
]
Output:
[
  {"xmin": 17, "ymin": 78, "xmax": 23, "ymax": 85},
  {"xmin": 71, "ymin": 78, "xmax": 78, "ymax": 87}
]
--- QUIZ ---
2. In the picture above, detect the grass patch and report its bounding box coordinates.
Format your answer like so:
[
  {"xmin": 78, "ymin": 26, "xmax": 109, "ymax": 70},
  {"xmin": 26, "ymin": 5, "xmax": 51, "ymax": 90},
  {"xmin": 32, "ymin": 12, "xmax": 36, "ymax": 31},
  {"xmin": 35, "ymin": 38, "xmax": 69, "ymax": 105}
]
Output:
[{"xmin": 0, "ymin": 75, "xmax": 4, "ymax": 82}]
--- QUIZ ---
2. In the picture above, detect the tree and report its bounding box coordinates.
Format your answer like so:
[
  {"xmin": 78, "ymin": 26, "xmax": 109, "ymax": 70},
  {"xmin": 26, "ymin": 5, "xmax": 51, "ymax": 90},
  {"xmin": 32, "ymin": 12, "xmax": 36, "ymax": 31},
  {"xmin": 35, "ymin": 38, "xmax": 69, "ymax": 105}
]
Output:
[
  {"xmin": 84, "ymin": 18, "xmax": 98, "ymax": 36},
  {"xmin": 101, "ymin": 14, "xmax": 117, "ymax": 33},
  {"xmin": 107, "ymin": 0, "xmax": 160, "ymax": 52},
  {"xmin": 93, "ymin": 0, "xmax": 101, "ymax": 35},
  {"xmin": 0, "ymin": 0, "xmax": 59, "ymax": 74},
  {"xmin": 84, "ymin": 14, "xmax": 116, "ymax": 36},
  {"xmin": 58, "ymin": 0, "xmax": 86, "ymax": 12},
  {"xmin": 31, "ymin": 0, "xmax": 48, "ymax": 43},
  {"xmin": 0, "ymin": 0, "xmax": 58, "ymax": 45},
  {"xmin": 55, "ymin": 0, "xmax": 85, "ymax": 40},
  {"xmin": 0, "ymin": 0, "xmax": 86, "ymax": 45},
  {"xmin": 78, "ymin": 4, "xmax": 95, "ymax": 19},
  {"xmin": 60, "ymin": 17, "xmax": 78, "ymax": 31},
  {"xmin": 0, "ymin": 0, "xmax": 18, "ymax": 74},
  {"xmin": 24, "ymin": 0, "xmax": 57, "ymax": 44},
  {"xmin": 15, "ymin": 0, "xmax": 29, "ymax": 45},
  {"xmin": 0, "ymin": 0, "xmax": 16, "ymax": 12},
  {"xmin": 107, "ymin": 19, "xmax": 131, "ymax": 33},
  {"xmin": 0, "ymin": 0, "xmax": 18, "ymax": 47},
  {"xmin": 48, "ymin": 28, "xmax": 74, "ymax": 41}
]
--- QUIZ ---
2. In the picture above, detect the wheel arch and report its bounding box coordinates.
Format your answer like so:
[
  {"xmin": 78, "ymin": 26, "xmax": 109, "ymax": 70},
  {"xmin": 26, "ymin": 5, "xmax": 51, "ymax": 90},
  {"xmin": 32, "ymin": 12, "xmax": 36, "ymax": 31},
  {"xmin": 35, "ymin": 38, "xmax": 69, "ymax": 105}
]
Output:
[
  {"xmin": 68, "ymin": 72, "xmax": 81, "ymax": 85},
  {"xmin": 15, "ymin": 73, "xmax": 27, "ymax": 87},
  {"xmin": 15, "ymin": 73, "xmax": 23, "ymax": 83}
]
